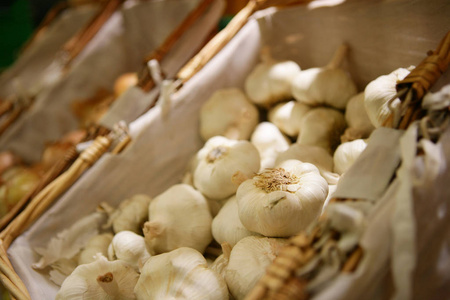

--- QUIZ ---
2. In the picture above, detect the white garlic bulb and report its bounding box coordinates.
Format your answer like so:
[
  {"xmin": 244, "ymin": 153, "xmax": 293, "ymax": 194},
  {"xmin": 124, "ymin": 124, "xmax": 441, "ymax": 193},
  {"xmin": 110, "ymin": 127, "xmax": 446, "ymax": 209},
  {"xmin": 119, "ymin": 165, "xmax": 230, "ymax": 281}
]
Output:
[
  {"xmin": 108, "ymin": 231, "xmax": 151, "ymax": 271},
  {"xmin": 107, "ymin": 194, "xmax": 152, "ymax": 234},
  {"xmin": 78, "ymin": 233, "xmax": 114, "ymax": 266},
  {"xmin": 341, "ymin": 92, "xmax": 375, "ymax": 142},
  {"xmin": 364, "ymin": 67, "xmax": 412, "ymax": 127},
  {"xmin": 225, "ymin": 236, "xmax": 289, "ymax": 299},
  {"xmin": 250, "ymin": 121, "xmax": 291, "ymax": 170},
  {"xmin": 245, "ymin": 58, "xmax": 301, "ymax": 107},
  {"xmin": 212, "ymin": 195, "xmax": 257, "ymax": 247},
  {"xmin": 291, "ymin": 45, "xmax": 357, "ymax": 109},
  {"xmin": 267, "ymin": 100, "xmax": 312, "ymax": 137},
  {"xmin": 143, "ymin": 184, "xmax": 212, "ymax": 255},
  {"xmin": 56, "ymin": 255, "xmax": 139, "ymax": 300},
  {"xmin": 200, "ymin": 88, "xmax": 259, "ymax": 141},
  {"xmin": 194, "ymin": 136, "xmax": 260, "ymax": 200},
  {"xmin": 135, "ymin": 247, "xmax": 228, "ymax": 300},
  {"xmin": 297, "ymin": 107, "xmax": 347, "ymax": 154},
  {"xmin": 275, "ymin": 143, "xmax": 340, "ymax": 185},
  {"xmin": 333, "ymin": 139, "xmax": 368, "ymax": 175},
  {"xmin": 237, "ymin": 159, "xmax": 328, "ymax": 237}
]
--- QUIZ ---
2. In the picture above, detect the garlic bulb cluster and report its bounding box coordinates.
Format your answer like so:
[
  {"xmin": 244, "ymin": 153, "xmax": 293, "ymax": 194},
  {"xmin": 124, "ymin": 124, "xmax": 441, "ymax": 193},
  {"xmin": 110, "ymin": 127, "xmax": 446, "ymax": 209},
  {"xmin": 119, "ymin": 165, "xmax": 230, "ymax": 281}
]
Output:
[
  {"xmin": 342, "ymin": 92, "xmax": 375, "ymax": 142},
  {"xmin": 364, "ymin": 66, "xmax": 412, "ymax": 127},
  {"xmin": 143, "ymin": 184, "xmax": 212, "ymax": 255},
  {"xmin": 267, "ymin": 100, "xmax": 312, "ymax": 137},
  {"xmin": 193, "ymin": 136, "xmax": 260, "ymax": 200},
  {"xmin": 333, "ymin": 139, "xmax": 368, "ymax": 175},
  {"xmin": 237, "ymin": 159, "xmax": 328, "ymax": 237},
  {"xmin": 225, "ymin": 236, "xmax": 289, "ymax": 299},
  {"xmin": 135, "ymin": 247, "xmax": 228, "ymax": 300},
  {"xmin": 245, "ymin": 58, "xmax": 301, "ymax": 107},
  {"xmin": 200, "ymin": 88, "xmax": 259, "ymax": 141}
]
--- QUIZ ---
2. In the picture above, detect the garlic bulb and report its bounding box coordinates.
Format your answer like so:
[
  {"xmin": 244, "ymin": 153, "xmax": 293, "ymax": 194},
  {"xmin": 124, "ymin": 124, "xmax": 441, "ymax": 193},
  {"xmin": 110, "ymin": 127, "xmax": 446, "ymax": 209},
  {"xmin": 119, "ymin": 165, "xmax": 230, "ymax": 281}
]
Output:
[
  {"xmin": 291, "ymin": 45, "xmax": 357, "ymax": 109},
  {"xmin": 297, "ymin": 107, "xmax": 347, "ymax": 154},
  {"xmin": 225, "ymin": 236, "xmax": 289, "ymax": 299},
  {"xmin": 341, "ymin": 92, "xmax": 375, "ymax": 142},
  {"xmin": 267, "ymin": 100, "xmax": 312, "ymax": 137},
  {"xmin": 135, "ymin": 247, "xmax": 228, "ymax": 300},
  {"xmin": 212, "ymin": 196, "xmax": 257, "ymax": 247},
  {"xmin": 250, "ymin": 121, "xmax": 291, "ymax": 170},
  {"xmin": 364, "ymin": 67, "xmax": 412, "ymax": 127},
  {"xmin": 56, "ymin": 255, "xmax": 139, "ymax": 300},
  {"xmin": 200, "ymin": 88, "xmax": 259, "ymax": 141},
  {"xmin": 143, "ymin": 184, "xmax": 212, "ymax": 255},
  {"xmin": 193, "ymin": 136, "xmax": 260, "ymax": 200},
  {"xmin": 237, "ymin": 159, "xmax": 328, "ymax": 237},
  {"xmin": 106, "ymin": 194, "xmax": 152, "ymax": 234},
  {"xmin": 245, "ymin": 58, "xmax": 301, "ymax": 107},
  {"xmin": 78, "ymin": 233, "xmax": 114, "ymax": 265},
  {"xmin": 108, "ymin": 231, "xmax": 151, "ymax": 271},
  {"xmin": 275, "ymin": 143, "xmax": 340, "ymax": 185},
  {"xmin": 333, "ymin": 139, "xmax": 368, "ymax": 175}
]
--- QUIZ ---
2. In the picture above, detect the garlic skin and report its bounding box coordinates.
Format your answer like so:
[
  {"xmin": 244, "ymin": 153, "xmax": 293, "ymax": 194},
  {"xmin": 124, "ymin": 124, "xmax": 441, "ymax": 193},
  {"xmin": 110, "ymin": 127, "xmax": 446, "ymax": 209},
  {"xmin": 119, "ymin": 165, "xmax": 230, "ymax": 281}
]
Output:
[
  {"xmin": 291, "ymin": 67, "xmax": 357, "ymax": 109},
  {"xmin": 267, "ymin": 100, "xmax": 312, "ymax": 137},
  {"xmin": 107, "ymin": 194, "xmax": 152, "ymax": 235},
  {"xmin": 108, "ymin": 231, "xmax": 151, "ymax": 271},
  {"xmin": 143, "ymin": 184, "xmax": 212, "ymax": 255},
  {"xmin": 250, "ymin": 122, "xmax": 291, "ymax": 170},
  {"xmin": 297, "ymin": 107, "xmax": 347, "ymax": 154},
  {"xmin": 275, "ymin": 143, "xmax": 340, "ymax": 185},
  {"xmin": 225, "ymin": 236, "xmax": 289, "ymax": 299},
  {"xmin": 237, "ymin": 159, "xmax": 328, "ymax": 237},
  {"xmin": 342, "ymin": 92, "xmax": 375, "ymax": 142},
  {"xmin": 364, "ymin": 67, "xmax": 412, "ymax": 127},
  {"xmin": 78, "ymin": 233, "xmax": 114, "ymax": 265},
  {"xmin": 210, "ymin": 242, "xmax": 232, "ymax": 280},
  {"xmin": 194, "ymin": 136, "xmax": 260, "ymax": 200},
  {"xmin": 212, "ymin": 196, "xmax": 257, "ymax": 247},
  {"xmin": 135, "ymin": 247, "xmax": 228, "ymax": 300},
  {"xmin": 245, "ymin": 60, "xmax": 301, "ymax": 107},
  {"xmin": 56, "ymin": 255, "xmax": 139, "ymax": 300},
  {"xmin": 200, "ymin": 88, "xmax": 259, "ymax": 141},
  {"xmin": 333, "ymin": 139, "xmax": 368, "ymax": 175}
]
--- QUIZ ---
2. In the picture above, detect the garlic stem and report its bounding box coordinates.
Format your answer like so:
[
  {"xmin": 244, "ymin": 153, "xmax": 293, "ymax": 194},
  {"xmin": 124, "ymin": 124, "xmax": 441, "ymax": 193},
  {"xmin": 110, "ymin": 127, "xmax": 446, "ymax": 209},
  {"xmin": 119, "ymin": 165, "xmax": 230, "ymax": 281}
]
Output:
[
  {"xmin": 97, "ymin": 272, "xmax": 120, "ymax": 298},
  {"xmin": 326, "ymin": 43, "xmax": 349, "ymax": 69}
]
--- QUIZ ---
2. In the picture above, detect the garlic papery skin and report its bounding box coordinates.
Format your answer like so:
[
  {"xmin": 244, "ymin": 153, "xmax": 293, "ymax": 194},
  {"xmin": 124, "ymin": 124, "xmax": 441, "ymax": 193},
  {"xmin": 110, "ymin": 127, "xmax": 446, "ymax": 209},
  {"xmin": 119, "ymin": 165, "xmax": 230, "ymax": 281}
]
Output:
[
  {"xmin": 200, "ymin": 88, "xmax": 259, "ymax": 141},
  {"xmin": 56, "ymin": 255, "xmax": 139, "ymax": 300},
  {"xmin": 297, "ymin": 107, "xmax": 347, "ymax": 154},
  {"xmin": 108, "ymin": 231, "xmax": 151, "ymax": 271},
  {"xmin": 135, "ymin": 247, "xmax": 228, "ymax": 300},
  {"xmin": 237, "ymin": 159, "xmax": 328, "ymax": 237},
  {"xmin": 333, "ymin": 139, "xmax": 368, "ymax": 175},
  {"xmin": 341, "ymin": 92, "xmax": 375, "ymax": 142},
  {"xmin": 275, "ymin": 143, "xmax": 340, "ymax": 185},
  {"xmin": 107, "ymin": 194, "xmax": 152, "ymax": 235},
  {"xmin": 193, "ymin": 136, "xmax": 260, "ymax": 200},
  {"xmin": 143, "ymin": 184, "xmax": 212, "ymax": 255},
  {"xmin": 250, "ymin": 121, "xmax": 291, "ymax": 170},
  {"xmin": 212, "ymin": 196, "xmax": 257, "ymax": 247},
  {"xmin": 225, "ymin": 236, "xmax": 289, "ymax": 299},
  {"xmin": 245, "ymin": 59, "xmax": 301, "ymax": 107},
  {"xmin": 267, "ymin": 100, "xmax": 312, "ymax": 137},
  {"xmin": 78, "ymin": 233, "xmax": 114, "ymax": 265},
  {"xmin": 210, "ymin": 242, "xmax": 232, "ymax": 280},
  {"xmin": 364, "ymin": 67, "xmax": 412, "ymax": 127}
]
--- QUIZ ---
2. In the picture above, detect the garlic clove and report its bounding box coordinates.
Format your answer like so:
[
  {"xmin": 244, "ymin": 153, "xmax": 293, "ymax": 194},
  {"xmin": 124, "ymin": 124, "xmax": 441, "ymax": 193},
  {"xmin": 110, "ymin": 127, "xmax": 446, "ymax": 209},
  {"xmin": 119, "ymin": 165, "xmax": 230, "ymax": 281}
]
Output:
[
  {"xmin": 193, "ymin": 136, "xmax": 260, "ymax": 200},
  {"xmin": 135, "ymin": 247, "xmax": 228, "ymax": 300},
  {"xmin": 212, "ymin": 195, "xmax": 258, "ymax": 247},
  {"xmin": 267, "ymin": 100, "xmax": 312, "ymax": 137},
  {"xmin": 237, "ymin": 159, "xmax": 328, "ymax": 237},
  {"xmin": 342, "ymin": 92, "xmax": 375, "ymax": 142},
  {"xmin": 200, "ymin": 88, "xmax": 259, "ymax": 141},
  {"xmin": 333, "ymin": 139, "xmax": 368, "ymax": 175},
  {"xmin": 108, "ymin": 231, "xmax": 151, "ymax": 272},
  {"xmin": 364, "ymin": 66, "xmax": 413, "ymax": 127},
  {"xmin": 225, "ymin": 236, "xmax": 289, "ymax": 299},
  {"xmin": 78, "ymin": 233, "xmax": 114, "ymax": 265},
  {"xmin": 143, "ymin": 184, "xmax": 212, "ymax": 255},
  {"xmin": 56, "ymin": 255, "xmax": 139, "ymax": 300}
]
